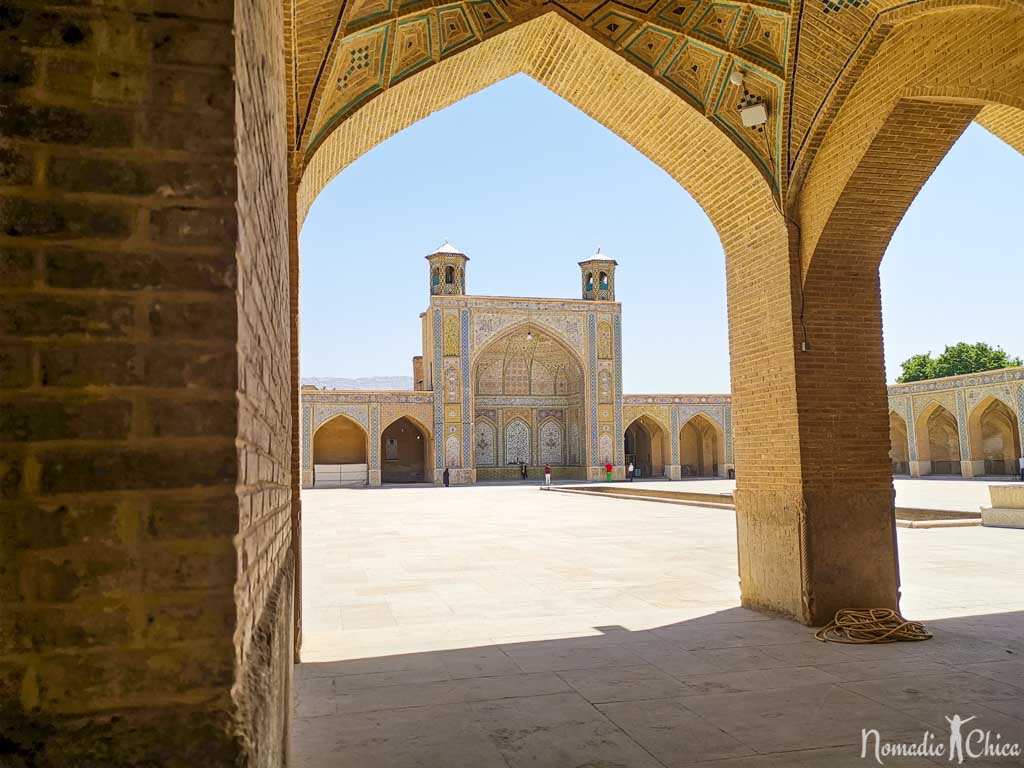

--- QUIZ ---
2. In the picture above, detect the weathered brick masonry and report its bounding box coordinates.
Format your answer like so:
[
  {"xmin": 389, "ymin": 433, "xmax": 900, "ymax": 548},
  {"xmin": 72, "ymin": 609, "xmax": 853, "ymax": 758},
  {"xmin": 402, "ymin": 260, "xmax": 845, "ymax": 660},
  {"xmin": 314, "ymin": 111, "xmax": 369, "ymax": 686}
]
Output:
[{"xmin": 0, "ymin": 0, "xmax": 292, "ymax": 765}]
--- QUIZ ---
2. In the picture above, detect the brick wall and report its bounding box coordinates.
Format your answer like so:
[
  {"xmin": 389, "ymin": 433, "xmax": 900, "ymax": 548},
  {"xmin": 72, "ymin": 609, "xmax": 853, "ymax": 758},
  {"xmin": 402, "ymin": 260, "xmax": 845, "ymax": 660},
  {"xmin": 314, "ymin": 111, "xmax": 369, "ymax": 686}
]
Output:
[
  {"xmin": 232, "ymin": 0, "xmax": 294, "ymax": 762},
  {"xmin": 0, "ymin": 1, "xmax": 292, "ymax": 764}
]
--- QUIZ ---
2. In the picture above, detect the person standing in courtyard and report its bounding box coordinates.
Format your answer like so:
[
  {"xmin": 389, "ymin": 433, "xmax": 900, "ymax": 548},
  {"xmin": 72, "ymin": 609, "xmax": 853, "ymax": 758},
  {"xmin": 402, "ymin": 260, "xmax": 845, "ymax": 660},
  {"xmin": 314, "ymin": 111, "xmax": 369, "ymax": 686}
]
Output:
[
  {"xmin": 628, "ymin": 461, "xmax": 634, "ymax": 482},
  {"xmin": 443, "ymin": 467, "xmax": 450, "ymax": 487},
  {"xmin": 1019, "ymin": 455, "xmax": 1024, "ymax": 481},
  {"xmin": 544, "ymin": 464, "xmax": 552, "ymax": 486},
  {"xmin": 521, "ymin": 462, "xmax": 528, "ymax": 481}
]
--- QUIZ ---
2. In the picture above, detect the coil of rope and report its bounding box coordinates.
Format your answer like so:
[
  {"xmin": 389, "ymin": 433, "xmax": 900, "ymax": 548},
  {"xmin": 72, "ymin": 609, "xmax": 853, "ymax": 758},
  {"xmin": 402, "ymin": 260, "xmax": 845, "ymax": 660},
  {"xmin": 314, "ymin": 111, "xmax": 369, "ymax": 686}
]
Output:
[{"xmin": 814, "ymin": 608, "xmax": 932, "ymax": 644}]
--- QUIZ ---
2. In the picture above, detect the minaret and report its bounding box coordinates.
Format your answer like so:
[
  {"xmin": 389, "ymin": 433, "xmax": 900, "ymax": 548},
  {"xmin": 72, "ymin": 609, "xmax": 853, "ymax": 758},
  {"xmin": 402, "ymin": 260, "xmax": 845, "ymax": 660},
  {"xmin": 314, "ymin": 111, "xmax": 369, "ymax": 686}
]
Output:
[
  {"xmin": 578, "ymin": 248, "xmax": 617, "ymax": 301},
  {"xmin": 426, "ymin": 241, "xmax": 468, "ymax": 296}
]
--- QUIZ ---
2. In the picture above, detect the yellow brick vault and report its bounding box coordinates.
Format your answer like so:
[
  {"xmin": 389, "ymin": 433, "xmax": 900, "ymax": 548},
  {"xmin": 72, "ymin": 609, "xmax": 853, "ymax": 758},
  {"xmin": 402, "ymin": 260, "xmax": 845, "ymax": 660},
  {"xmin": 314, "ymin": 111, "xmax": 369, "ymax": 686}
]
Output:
[{"xmin": 2, "ymin": 0, "xmax": 1022, "ymax": 763}]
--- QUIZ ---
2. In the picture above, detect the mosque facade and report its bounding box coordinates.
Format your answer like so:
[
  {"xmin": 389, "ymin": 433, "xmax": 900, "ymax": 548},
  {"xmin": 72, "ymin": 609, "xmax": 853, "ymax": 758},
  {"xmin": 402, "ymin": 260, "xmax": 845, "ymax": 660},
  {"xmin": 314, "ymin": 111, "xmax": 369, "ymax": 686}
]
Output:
[{"xmin": 300, "ymin": 243, "xmax": 734, "ymax": 486}]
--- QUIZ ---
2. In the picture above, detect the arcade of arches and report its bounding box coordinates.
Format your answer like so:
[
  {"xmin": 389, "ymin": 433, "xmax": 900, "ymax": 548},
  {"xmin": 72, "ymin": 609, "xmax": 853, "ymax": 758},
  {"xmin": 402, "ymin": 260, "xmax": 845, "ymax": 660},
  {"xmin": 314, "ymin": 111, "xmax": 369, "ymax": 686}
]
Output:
[
  {"xmin": 888, "ymin": 369, "xmax": 1024, "ymax": 478},
  {"xmin": 4, "ymin": 0, "xmax": 1024, "ymax": 763}
]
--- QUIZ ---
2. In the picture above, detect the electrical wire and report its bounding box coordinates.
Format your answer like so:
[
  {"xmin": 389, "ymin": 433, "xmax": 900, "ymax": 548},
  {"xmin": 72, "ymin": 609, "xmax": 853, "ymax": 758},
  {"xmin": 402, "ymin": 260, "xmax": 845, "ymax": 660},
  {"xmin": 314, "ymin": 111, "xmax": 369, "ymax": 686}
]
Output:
[{"xmin": 758, "ymin": 118, "xmax": 810, "ymax": 352}]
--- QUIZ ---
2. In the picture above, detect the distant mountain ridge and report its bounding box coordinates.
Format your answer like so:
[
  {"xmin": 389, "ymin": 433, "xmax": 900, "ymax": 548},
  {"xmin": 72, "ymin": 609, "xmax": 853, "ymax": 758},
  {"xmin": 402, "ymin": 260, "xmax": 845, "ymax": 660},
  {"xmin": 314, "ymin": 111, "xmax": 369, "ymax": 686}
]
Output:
[{"xmin": 301, "ymin": 376, "xmax": 413, "ymax": 391}]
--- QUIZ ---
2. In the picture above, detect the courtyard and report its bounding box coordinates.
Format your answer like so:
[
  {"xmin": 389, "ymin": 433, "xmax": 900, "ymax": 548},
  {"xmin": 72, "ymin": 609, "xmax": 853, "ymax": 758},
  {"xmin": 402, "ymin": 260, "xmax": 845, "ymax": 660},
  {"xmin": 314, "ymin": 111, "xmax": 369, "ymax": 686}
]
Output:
[{"xmin": 293, "ymin": 483, "xmax": 1024, "ymax": 766}]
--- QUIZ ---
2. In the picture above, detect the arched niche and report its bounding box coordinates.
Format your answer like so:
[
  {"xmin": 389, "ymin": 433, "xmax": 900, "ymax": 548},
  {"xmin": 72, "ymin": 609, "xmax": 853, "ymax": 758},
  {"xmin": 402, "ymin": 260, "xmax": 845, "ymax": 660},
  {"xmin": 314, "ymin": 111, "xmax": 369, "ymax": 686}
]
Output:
[
  {"xmin": 624, "ymin": 415, "xmax": 671, "ymax": 479},
  {"xmin": 915, "ymin": 403, "xmax": 962, "ymax": 476},
  {"xmin": 312, "ymin": 413, "xmax": 369, "ymax": 486},
  {"xmin": 473, "ymin": 324, "xmax": 585, "ymax": 397},
  {"xmin": 380, "ymin": 416, "xmax": 430, "ymax": 483},
  {"xmin": 679, "ymin": 413, "xmax": 726, "ymax": 478},
  {"xmin": 967, "ymin": 396, "xmax": 1022, "ymax": 475}
]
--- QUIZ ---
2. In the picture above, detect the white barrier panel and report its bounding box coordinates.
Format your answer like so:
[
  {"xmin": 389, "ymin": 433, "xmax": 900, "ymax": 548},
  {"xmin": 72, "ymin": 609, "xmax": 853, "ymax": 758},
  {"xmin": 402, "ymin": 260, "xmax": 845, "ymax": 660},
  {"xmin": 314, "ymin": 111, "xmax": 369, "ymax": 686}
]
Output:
[{"xmin": 313, "ymin": 463, "xmax": 368, "ymax": 487}]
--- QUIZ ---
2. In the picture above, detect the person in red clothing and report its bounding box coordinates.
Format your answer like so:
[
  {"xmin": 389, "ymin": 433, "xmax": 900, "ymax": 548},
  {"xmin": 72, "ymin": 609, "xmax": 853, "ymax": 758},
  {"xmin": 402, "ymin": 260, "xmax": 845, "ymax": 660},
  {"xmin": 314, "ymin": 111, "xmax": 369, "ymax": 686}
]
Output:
[{"xmin": 544, "ymin": 464, "xmax": 552, "ymax": 486}]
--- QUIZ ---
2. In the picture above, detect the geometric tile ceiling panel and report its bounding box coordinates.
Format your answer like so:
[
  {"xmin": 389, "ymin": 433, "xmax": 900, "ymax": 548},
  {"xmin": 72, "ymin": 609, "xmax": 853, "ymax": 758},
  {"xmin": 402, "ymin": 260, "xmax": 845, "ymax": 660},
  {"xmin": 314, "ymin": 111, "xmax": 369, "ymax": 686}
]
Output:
[
  {"xmin": 691, "ymin": 1, "xmax": 743, "ymax": 46},
  {"xmin": 391, "ymin": 15, "xmax": 434, "ymax": 85},
  {"xmin": 712, "ymin": 59, "xmax": 783, "ymax": 190},
  {"xmin": 300, "ymin": 0, "xmax": 995, "ymax": 209},
  {"xmin": 438, "ymin": 4, "xmax": 478, "ymax": 55},
  {"xmin": 736, "ymin": 7, "xmax": 789, "ymax": 72},
  {"xmin": 551, "ymin": 0, "xmax": 608, "ymax": 20},
  {"xmin": 624, "ymin": 25, "xmax": 677, "ymax": 70},
  {"xmin": 347, "ymin": 0, "xmax": 395, "ymax": 27},
  {"xmin": 822, "ymin": 0, "xmax": 869, "ymax": 13},
  {"xmin": 468, "ymin": 0, "xmax": 511, "ymax": 35},
  {"xmin": 284, "ymin": 0, "xmax": 1021, "ymax": 233},
  {"xmin": 292, "ymin": 0, "xmax": 974, "ymax": 213},
  {"xmin": 656, "ymin": 0, "xmax": 704, "ymax": 30},
  {"xmin": 312, "ymin": 23, "xmax": 391, "ymax": 146},
  {"xmin": 662, "ymin": 38, "xmax": 724, "ymax": 110},
  {"xmin": 591, "ymin": 10, "xmax": 641, "ymax": 44}
]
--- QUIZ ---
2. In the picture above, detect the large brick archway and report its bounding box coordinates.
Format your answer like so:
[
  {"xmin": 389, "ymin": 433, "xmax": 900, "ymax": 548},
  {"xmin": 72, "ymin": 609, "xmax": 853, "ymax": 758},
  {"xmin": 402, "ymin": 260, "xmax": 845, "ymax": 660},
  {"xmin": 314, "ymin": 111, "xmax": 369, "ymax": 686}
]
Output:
[{"xmin": 2, "ymin": 0, "xmax": 1022, "ymax": 763}]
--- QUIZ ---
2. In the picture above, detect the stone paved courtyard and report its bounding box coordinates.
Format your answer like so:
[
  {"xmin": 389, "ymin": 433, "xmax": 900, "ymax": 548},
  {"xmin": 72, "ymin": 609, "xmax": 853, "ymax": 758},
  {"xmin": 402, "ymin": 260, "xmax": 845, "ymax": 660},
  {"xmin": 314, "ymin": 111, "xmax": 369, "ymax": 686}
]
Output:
[{"xmin": 293, "ymin": 483, "xmax": 1024, "ymax": 766}]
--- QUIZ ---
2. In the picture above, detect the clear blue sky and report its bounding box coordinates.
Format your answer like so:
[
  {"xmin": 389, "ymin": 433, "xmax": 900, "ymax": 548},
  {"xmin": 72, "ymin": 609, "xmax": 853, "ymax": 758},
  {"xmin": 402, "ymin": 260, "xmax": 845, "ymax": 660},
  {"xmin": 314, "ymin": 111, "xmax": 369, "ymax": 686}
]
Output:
[{"xmin": 300, "ymin": 74, "xmax": 1023, "ymax": 391}]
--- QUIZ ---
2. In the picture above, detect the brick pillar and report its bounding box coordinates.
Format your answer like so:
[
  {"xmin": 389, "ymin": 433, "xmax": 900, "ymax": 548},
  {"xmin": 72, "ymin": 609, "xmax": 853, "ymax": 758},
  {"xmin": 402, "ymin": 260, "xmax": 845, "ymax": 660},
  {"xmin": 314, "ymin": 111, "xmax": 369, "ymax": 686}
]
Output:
[
  {"xmin": 726, "ymin": 216, "xmax": 899, "ymax": 625},
  {"xmin": 1, "ymin": 1, "xmax": 293, "ymax": 763}
]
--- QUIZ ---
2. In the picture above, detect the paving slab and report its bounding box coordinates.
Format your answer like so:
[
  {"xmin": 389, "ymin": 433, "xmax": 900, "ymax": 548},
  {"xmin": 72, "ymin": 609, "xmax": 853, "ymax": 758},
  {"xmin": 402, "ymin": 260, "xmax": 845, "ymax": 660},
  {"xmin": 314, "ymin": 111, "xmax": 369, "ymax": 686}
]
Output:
[{"xmin": 294, "ymin": 483, "xmax": 1024, "ymax": 766}]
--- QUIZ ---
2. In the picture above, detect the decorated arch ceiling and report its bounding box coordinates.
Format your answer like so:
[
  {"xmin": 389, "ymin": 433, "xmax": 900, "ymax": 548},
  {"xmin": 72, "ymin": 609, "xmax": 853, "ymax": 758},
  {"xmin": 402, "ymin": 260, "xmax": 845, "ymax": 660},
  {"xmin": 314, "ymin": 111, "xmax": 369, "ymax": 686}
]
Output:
[
  {"xmin": 473, "ymin": 327, "xmax": 584, "ymax": 396},
  {"xmin": 286, "ymin": 0, "xmax": 1024, "ymax": 203}
]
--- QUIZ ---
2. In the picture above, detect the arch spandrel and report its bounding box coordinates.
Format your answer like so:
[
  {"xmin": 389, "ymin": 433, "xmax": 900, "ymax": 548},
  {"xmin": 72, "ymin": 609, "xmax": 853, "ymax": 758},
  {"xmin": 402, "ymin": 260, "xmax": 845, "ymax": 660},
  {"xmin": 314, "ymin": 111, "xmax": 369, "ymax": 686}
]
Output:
[
  {"xmin": 914, "ymin": 398, "xmax": 956, "ymax": 427},
  {"xmin": 623, "ymin": 411, "xmax": 672, "ymax": 438},
  {"xmin": 965, "ymin": 388, "xmax": 1019, "ymax": 421},
  {"xmin": 311, "ymin": 403, "xmax": 370, "ymax": 436},
  {"xmin": 379, "ymin": 408, "xmax": 434, "ymax": 440},
  {"xmin": 679, "ymin": 408, "xmax": 727, "ymax": 434}
]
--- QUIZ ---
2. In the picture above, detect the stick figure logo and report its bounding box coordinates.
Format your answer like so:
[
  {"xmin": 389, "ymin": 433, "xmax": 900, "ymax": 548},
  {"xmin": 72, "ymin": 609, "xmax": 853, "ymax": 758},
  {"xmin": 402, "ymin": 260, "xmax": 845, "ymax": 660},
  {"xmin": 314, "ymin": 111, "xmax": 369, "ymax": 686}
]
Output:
[{"xmin": 945, "ymin": 714, "xmax": 976, "ymax": 764}]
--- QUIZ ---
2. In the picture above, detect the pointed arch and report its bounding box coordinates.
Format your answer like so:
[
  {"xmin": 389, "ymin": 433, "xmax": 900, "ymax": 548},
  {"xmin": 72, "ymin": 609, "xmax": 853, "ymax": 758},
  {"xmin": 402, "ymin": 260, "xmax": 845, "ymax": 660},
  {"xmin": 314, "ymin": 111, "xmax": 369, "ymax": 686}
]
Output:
[
  {"xmin": 474, "ymin": 416, "xmax": 497, "ymax": 467},
  {"xmin": 380, "ymin": 416, "xmax": 429, "ymax": 483},
  {"xmin": 470, "ymin": 318, "xmax": 586, "ymax": 371},
  {"xmin": 380, "ymin": 411, "xmax": 432, "ymax": 439},
  {"xmin": 679, "ymin": 413, "xmax": 726, "ymax": 478},
  {"xmin": 624, "ymin": 414, "xmax": 671, "ymax": 479},
  {"xmin": 297, "ymin": 14, "xmax": 781, "ymax": 252},
  {"xmin": 312, "ymin": 412, "xmax": 369, "ymax": 487},
  {"xmin": 967, "ymin": 395, "xmax": 1022, "ymax": 475},
  {"xmin": 472, "ymin": 321, "xmax": 585, "ymax": 397},
  {"xmin": 915, "ymin": 402, "xmax": 962, "ymax": 476},
  {"xmin": 538, "ymin": 418, "xmax": 564, "ymax": 466},
  {"xmin": 505, "ymin": 418, "xmax": 531, "ymax": 466}
]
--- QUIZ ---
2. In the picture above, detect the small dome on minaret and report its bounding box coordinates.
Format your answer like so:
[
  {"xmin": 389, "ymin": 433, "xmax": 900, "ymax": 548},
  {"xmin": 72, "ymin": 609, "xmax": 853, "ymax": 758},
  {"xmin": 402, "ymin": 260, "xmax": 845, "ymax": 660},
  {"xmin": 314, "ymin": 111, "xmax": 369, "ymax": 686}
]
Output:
[
  {"xmin": 578, "ymin": 247, "xmax": 618, "ymax": 301},
  {"xmin": 426, "ymin": 240, "xmax": 469, "ymax": 296}
]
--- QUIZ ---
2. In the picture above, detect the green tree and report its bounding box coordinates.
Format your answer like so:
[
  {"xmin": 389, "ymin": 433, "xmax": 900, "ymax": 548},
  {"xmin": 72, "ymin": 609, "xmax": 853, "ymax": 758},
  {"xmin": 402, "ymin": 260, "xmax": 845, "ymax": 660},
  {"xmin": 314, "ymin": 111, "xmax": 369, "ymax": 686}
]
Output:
[
  {"xmin": 897, "ymin": 342, "xmax": 1022, "ymax": 383},
  {"xmin": 896, "ymin": 353, "xmax": 935, "ymax": 383}
]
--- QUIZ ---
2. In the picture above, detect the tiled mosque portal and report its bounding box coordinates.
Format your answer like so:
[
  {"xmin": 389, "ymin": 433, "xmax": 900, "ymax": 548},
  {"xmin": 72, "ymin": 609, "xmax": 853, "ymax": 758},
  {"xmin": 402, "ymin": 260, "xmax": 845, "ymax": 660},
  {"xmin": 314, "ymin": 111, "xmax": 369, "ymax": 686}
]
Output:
[
  {"xmin": 304, "ymin": 243, "xmax": 1024, "ymax": 490},
  {"xmin": 302, "ymin": 243, "xmax": 734, "ymax": 487}
]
